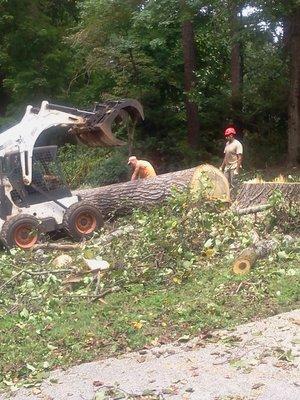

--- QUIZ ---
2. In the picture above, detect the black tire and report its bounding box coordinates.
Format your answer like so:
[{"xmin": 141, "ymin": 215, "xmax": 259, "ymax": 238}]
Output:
[
  {"xmin": 1, "ymin": 214, "xmax": 40, "ymax": 250},
  {"xmin": 63, "ymin": 201, "xmax": 104, "ymax": 241}
]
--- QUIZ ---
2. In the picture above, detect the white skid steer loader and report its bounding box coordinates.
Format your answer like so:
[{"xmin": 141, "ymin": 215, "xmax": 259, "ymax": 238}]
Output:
[{"xmin": 0, "ymin": 99, "xmax": 143, "ymax": 249}]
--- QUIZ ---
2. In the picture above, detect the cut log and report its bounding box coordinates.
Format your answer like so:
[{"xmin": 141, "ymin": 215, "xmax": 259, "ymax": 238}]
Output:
[
  {"xmin": 76, "ymin": 164, "xmax": 230, "ymax": 218},
  {"xmin": 232, "ymin": 248, "xmax": 258, "ymax": 274},
  {"xmin": 235, "ymin": 182, "xmax": 300, "ymax": 209},
  {"xmin": 232, "ymin": 239, "xmax": 278, "ymax": 275}
]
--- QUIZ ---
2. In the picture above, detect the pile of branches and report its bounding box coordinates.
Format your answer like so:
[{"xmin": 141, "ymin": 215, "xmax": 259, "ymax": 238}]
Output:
[{"xmin": 0, "ymin": 187, "xmax": 299, "ymax": 322}]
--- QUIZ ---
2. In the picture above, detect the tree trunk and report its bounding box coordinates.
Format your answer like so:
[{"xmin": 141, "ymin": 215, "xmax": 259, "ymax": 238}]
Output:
[
  {"xmin": 181, "ymin": 1, "xmax": 200, "ymax": 148},
  {"xmin": 75, "ymin": 165, "xmax": 230, "ymax": 218},
  {"xmin": 234, "ymin": 182, "xmax": 300, "ymax": 208},
  {"xmin": 0, "ymin": 73, "xmax": 9, "ymax": 116},
  {"xmin": 288, "ymin": 7, "xmax": 300, "ymax": 165},
  {"xmin": 229, "ymin": 1, "xmax": 243, "ymax": 115}
]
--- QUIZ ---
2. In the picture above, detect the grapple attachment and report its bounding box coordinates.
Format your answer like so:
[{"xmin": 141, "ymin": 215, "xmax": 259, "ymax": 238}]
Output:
[{"xmin": 67, "ymin": 99, "xmax": 144, "ymax": 147}]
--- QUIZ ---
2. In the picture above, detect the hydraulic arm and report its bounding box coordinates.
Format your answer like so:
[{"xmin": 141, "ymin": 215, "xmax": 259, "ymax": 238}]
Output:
[{"xmin": 0, "ymin": 99, "xmax": 144, "ymax": 185}]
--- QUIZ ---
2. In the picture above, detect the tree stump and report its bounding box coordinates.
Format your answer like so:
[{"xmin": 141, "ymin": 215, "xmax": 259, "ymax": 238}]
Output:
[{"xmin": 234, "ymin": 182, "xmax": 300, "ymax": 209}]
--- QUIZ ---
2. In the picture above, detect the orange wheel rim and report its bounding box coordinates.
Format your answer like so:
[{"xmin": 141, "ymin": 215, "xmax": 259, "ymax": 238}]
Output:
[
  {"xmin": 14, "ymin": 225, "xmax": 38, "ymax": 249},
  {"xmin": 75, "ymin": 212, "xmax": 97, "ymax": 234}
]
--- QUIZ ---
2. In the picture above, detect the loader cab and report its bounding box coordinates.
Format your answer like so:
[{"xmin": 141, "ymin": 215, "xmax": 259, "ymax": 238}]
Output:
[{"xmin": 3, "ymin": 146, "xmax": 71, "ymax": 207}]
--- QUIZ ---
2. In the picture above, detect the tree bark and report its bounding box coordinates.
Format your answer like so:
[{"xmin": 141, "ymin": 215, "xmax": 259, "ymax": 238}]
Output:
[
  {"xmin": 228, "ymin": 0, "xmax": 243, "ymax": 119},
  {"xmin": 287, "ymin": 7, "xmax": 300, "ymax": 165},
  {"xmin": 230, "ymin": 2, "xmax": 242, "ymax": 98},
  {"xmin": 181, "ymin": 1, "xmax": 200, "ymax": 148},
  {"xmin": 0, "ymin": 73, "xmax": 9, "ymax": 116},
  {"xmin": 75, "ymin": 165, "xmax": 230, "ymax": 218},
  {"xmin": 234, "ymin": 182, "xmax": 300, "ymax": 208}
]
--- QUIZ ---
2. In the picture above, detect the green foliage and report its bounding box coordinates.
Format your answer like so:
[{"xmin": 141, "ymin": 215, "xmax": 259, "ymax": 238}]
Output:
[
  {"xmin": 0, "ymin": 0, "xmax": 77, "ymax": 119},
  {"xmin": 59, "ymin": 144, "xmax": 130, "ymax": 188},
  {"xmin": 0, "ymin": 0, "xmax": 298, "ymax": 166},
  {"xmin": 266, "ymin": 190, "xmax": 300, "ymax": 233}
]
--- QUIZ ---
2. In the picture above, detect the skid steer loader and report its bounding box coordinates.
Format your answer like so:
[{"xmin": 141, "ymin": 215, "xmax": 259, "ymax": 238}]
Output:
[{"xmin": 0, "ymin": 99, "xmax": 143, "ymax": 249}]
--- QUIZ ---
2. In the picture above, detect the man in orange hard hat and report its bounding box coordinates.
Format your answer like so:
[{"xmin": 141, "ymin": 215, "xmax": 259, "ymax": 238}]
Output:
[
  {"xmin": 220, "ymin": 127, "xmax": 243, "ymax": 189},
  {"xmin": 128, "ymin": 156, "xmax": 157, "ymax": 181}
]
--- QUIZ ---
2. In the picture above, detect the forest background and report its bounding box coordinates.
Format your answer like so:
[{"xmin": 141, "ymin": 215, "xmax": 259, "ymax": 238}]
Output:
[{"xmin": 0, "ymin": 0, "xmax": 299, "ymax": 187}]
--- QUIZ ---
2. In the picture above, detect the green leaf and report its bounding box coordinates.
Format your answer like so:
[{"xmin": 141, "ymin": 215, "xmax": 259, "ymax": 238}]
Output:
[
  {"xmin": 178, "ymin": 335, "xmax": 190, "ymax": 343},
  {"xmin": 20, "ymin": 308, "xmax": 29, "ymax": 319},
  {"xmin": 204, "ymin": 239, "xmax": 213, "ymax": 248},
  {"xmin": 42, "ymin": 361, "xmax": 50, "ymax": 369},
  {"xmin": 93, "ymin": 391, "xmax": 106, "ymax": 400},
  {"xmin": 278, "ymin": 251, "xmax": 289, "ymax": 259},
  {"xmin": 26, "ymin": 363, "xmax": 36, "ymax": 372},
  {"xmin": 84, "ymin": 249, "xmax": 95, "ymax": 259},
  {"xmin": 47, "ymin": 344, "xmax": 58, "ymax": 351}
]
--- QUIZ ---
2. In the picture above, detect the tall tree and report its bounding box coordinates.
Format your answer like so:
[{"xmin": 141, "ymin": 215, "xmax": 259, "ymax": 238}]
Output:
[
  {"xmin": 255, "ymin": 0, "xmax": 300, "ymax": 163},
  {"xmin": 0, "ymin": 0, "xmax": 77, "ymax": 121},
  {"xmin": 287, "ymin": 6, "xmax": 300, "ymax": 164},
  {"xmin": 227, "ymin": 0, "xmax": 244, "ymax": 128},
  {"xmin": 229, "ymin": 1, "xmax": 243, "ymax": 100},
  {"xmin": 180, "ymin": 0, "xmax": 200, "ymax": 147}
]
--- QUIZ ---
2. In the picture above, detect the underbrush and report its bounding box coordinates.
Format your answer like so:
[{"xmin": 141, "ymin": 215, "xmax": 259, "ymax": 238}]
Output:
[
  {"xmin": 59, "ymin": 144, "xmax": 130, "ymax": 189},
  {"xmin": 0, "ymin": 189, "xmax": 299, "ymax": 390},
  {"xmin": 58, "ymin": 143, "xmax": 300, "ymax": 190}
]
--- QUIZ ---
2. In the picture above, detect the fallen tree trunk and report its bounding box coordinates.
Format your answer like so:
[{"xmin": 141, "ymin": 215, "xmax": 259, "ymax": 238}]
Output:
[
  {"xmin": 234, "ymin": 182, "xmax": 300, "ymax": 209},
  {"xmin": 76, "ymin": 164, "xmax": 230, "ymax": 218},
  {"xmin": 232, "ymin": 239, "xmax": 278, "ymax": 274}
]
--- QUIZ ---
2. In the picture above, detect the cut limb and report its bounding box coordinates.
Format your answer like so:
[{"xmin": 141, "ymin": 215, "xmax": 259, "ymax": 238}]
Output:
[
  {"xmin": 31, "ymin": 225, "xmax": 134, "ymax": 251},
  {"xmin": 234, "ymin": 182, "xmax": 300, "ymax": 209},
  {"xmin": 32, "ymin": 243, "xmax": 80, "ymax": 251},
  {"xmin": 232, "ymin": 239, "xmax": 278, "ymax": 275},
  {"xmin": 234, "ymin": 204, "xmax": 272, "ymax": 215},
  {"xmin": 75, "ymin": 164, "xmax": 230, "ymax": 218}
]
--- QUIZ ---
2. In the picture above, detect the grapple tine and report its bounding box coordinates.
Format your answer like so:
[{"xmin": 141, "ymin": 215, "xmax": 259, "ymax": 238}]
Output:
[{"xmin": 69, "ymin": 99, "xmax": 144, "ymax": 148}]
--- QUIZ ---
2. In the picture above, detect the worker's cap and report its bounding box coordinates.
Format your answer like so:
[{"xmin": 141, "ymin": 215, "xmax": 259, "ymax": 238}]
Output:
[
  {"xmin": 224, "ymin": 127, "xmax": 236, "ymax": 136},
  {"xmin": 127, "ymin": 156, "xmax": 137, "ymax": 164}
]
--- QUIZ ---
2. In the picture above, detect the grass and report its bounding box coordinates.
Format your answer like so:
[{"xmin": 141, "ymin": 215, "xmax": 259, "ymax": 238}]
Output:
[{"xmin": 0, "ymin": 248, "xmax": 299, "ymax": 390}]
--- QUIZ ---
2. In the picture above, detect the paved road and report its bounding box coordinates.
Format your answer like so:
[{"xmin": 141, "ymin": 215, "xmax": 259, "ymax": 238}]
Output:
[{"xmin": 2, "ymin": 309, "xmax": 300, "ymax": 400}]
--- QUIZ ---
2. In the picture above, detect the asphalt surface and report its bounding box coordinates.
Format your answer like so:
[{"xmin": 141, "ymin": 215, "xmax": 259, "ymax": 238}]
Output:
[{"xmin": 2, "ymin": 309, "xmax": 300, "ymax": 400}]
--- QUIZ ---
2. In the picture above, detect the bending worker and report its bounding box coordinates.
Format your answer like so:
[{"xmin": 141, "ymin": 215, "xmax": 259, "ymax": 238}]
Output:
[
  {"xmin": 220, "ymin": 127, "xmax": 243, "ymax": 189},
  {"xmin": 128, "ymin": 156, "xmax": 157, "ymax": 181}
]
